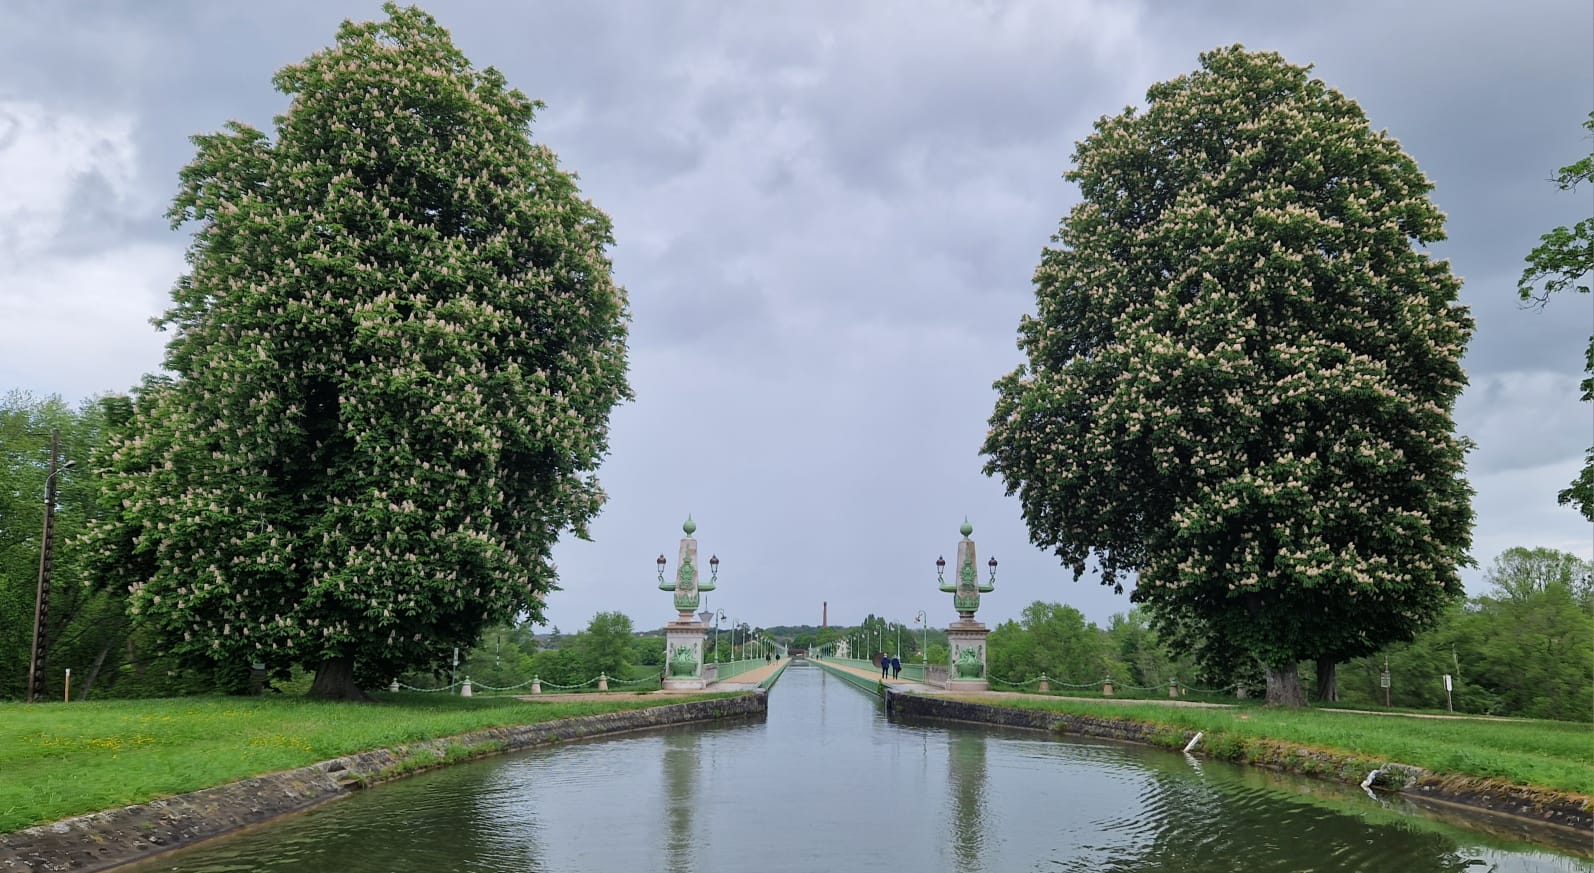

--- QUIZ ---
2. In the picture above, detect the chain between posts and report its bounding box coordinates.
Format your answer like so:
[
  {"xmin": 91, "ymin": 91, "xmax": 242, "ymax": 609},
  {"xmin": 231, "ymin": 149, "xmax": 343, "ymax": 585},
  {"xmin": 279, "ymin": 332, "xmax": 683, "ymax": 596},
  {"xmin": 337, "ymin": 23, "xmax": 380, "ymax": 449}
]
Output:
[
  {"xmin": 395, "ymin": 670, "xmax": 669, "ymax": 693},
  {"xmin": 986, "ymin": 675, "xmax": 1243, "ymax": 694}
]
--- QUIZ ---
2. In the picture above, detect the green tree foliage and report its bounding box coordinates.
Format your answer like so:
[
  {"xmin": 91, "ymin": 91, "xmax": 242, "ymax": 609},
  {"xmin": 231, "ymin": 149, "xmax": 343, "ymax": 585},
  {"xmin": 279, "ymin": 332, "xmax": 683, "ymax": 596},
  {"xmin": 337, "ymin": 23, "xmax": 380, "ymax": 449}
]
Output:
[
  {"xmin": 987, "ymin": 601, "xmax": 1112, "ymax": 686},
  {"xmin": 457, "ymin": 621, "xmax": 539, "ymax": 689},
  {"xmin": 631, "ymin": 635, "xmax": 665, "ymax": 667},
  {"xmin": 0, "ymin": 392, "xmax": 135, "ymax": 700},
  {"xmin": 982, "ymin": 46, "xmax": 1474, "ymax": 705},
  {"xmin": 1102, "ymin": 607, "xmax": 1200, "ymax": 689},
  {"xmin": 1339, "ymin": 548, "xmax": 1592, "ymax": 720},
  {"xmin": 528, "ymin": 647, "xmax": 586, "ymax": 687},
  {"xmin": 79, "ymin": 5, "xmax": 631, "ymax": 699},
  {"xmin": 1518, "ymin": 111, "xmax": 1594, "ymax": 521},
  {"xmin": 575, "ymin": 611, "xmax": 634, "ymax": 679},
  {"xmin": 1460, "ymin": 548, "xmax": 1592, "ymax": 720}
]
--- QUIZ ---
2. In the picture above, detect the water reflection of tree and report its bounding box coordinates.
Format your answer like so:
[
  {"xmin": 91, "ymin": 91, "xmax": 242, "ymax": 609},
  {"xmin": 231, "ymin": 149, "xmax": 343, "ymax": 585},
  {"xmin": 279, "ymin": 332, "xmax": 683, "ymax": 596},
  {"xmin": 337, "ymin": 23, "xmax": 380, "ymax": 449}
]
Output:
[
  {"xmin": 662, "ymin": 731, "xmax": 701, "ymax": 873},
  {"xmin": 947, "ymin": 729, "xmax": 989, "ymax": 873},
  {"xmin": 1093, "ymin": 758, "xmax": 1500, "ymax": 873}
]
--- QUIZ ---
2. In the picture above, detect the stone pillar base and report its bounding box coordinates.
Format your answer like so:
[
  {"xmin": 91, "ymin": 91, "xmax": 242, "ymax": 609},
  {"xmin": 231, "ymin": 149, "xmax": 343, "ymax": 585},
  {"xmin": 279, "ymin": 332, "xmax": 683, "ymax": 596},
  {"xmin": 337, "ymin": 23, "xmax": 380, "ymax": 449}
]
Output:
[
  {"xmin": 946, "ymin": 619, "xmax": 990, "ymax": 692},
  {"xmin": 662, "ymin": 619, "xmax": 707, "ymax": 690}
]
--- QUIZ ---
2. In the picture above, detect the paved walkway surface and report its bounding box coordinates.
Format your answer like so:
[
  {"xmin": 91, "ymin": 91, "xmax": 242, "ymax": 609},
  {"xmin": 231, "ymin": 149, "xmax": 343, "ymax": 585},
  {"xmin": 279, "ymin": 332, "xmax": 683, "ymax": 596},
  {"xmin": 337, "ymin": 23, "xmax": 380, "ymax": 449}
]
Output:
[
  {"xmin": 810, "ymin": 658, "xmax": 934, "ymax": 692},
  {"xmin": 706, "ymin": 657, "xmax": 789, "ymax": 689}
]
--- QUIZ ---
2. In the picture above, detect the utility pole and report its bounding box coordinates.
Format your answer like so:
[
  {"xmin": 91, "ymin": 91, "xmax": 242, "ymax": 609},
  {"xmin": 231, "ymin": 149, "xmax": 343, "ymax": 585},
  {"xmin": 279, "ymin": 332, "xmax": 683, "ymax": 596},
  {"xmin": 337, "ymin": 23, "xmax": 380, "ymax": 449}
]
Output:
[{"xmin": 27, "ymin": 429, "xmax": 61, "ymax": 703}]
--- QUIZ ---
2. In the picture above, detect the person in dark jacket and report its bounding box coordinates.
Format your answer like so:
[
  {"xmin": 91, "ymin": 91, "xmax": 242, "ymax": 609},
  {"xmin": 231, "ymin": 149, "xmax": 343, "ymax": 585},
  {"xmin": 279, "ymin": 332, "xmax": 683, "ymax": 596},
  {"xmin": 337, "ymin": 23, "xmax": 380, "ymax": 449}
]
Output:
[
  {"xmin": 890, "ymin": 656, "xmax": 901, "ymax": 679},
  {"xmin": 880, "ymin": 655, "xmax": 889, "ymax": 678}
]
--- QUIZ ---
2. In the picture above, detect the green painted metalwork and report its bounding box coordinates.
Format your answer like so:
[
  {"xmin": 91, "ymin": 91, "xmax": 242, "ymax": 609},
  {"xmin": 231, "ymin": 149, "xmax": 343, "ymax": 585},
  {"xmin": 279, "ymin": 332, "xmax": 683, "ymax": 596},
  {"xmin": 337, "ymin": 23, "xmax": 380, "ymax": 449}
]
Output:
[
  {"xmin": 658, "ymin": 541, "xmax": 715, "ymax": 612},
  {"xmin": 955, "ymin": 647, "xmax": 984, "ymax": 678},
  {"xmin": 942, "ymin": 520, "xmax": 994, "ymax": 615},
  {"xmin": 669, "ymin": 644, "xmax": 698, "ymax": 677}
]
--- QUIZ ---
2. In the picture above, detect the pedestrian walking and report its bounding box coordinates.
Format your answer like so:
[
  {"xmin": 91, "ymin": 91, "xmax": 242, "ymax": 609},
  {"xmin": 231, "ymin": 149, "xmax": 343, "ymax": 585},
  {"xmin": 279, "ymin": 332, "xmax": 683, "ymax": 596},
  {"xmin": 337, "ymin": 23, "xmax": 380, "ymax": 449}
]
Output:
[
  {"xmin": 891, "ymin": 656, "xmax": 901, "ymax": 679},
  {"xmin": 880, "ymin": 655, "xmax": 889, "ymax": 678}
]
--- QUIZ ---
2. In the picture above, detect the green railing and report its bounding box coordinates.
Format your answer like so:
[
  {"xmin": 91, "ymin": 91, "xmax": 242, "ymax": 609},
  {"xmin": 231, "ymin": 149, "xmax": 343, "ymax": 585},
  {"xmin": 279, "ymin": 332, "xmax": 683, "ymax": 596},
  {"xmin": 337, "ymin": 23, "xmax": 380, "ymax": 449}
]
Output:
[{"xmin": 811, "ymin": 659, "xmax": 887, "ymax": 696}]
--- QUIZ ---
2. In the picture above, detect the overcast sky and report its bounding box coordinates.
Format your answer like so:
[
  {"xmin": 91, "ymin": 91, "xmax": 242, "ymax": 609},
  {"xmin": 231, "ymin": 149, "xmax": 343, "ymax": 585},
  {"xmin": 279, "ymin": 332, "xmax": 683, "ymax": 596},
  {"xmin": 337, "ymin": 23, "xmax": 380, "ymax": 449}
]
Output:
[{"xmin": 1, "ymin": 1, "xmax": 1590, "ymax": 637}]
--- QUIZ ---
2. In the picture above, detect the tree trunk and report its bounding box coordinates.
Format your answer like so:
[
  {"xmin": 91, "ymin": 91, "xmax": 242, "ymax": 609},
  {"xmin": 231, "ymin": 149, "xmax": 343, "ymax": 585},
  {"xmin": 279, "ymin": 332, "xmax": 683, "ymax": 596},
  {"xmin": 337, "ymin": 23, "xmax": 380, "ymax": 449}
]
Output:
[
  {"xmin": 78, "ymin": 639, "xmax": 115, "ymax": 700},
  {"xmin": 1313, "ymin": 659, "xmax": 1339, "ymax": 702},
  {"xmin": 1264, "ymin": 662, "xmax": 1308, "ymax": 706},
  {"xmin": 128, "ymin": 637, "xmax": 144, "ymax": 678},
  {"xmin": 309, "ymin": 656, "xmax": 369, "ymax": 701}
]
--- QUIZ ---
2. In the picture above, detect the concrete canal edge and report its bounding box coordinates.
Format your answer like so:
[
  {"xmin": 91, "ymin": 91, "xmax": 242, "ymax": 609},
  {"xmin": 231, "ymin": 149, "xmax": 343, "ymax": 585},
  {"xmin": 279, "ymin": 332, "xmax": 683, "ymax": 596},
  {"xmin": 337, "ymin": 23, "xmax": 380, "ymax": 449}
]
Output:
[
  {"xmin": 0, "ymin": 692, "xmax": 766, "ymax": 873},
  {"xmin": 884, "ymin": 688, "xmax": 1592, "ymax": 847}
]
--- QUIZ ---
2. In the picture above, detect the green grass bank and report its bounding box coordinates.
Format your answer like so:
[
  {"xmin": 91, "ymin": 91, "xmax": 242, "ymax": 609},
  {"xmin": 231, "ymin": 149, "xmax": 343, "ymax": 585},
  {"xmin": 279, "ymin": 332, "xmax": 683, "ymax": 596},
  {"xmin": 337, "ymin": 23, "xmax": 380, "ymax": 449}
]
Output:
[
  {"xmin": 965, "ymin": 695, "xmax": 1594, "ymax": 797},
  {"xmin": 0, "ymin": 692, "xmax": 727, "ymax": 834}
]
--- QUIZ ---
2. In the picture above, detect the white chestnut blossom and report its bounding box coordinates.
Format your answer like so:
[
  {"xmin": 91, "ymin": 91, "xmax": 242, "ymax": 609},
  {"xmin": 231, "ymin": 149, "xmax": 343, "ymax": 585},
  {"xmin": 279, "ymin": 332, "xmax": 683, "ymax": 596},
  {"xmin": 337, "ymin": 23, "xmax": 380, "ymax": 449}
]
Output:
[
  {"xmin": 80, "ymin": 4, "xmax": 630, "ymax": 697},
  {"xmin": 982, "ymin": 47, "xmax": 1473, "ymax": 704}
]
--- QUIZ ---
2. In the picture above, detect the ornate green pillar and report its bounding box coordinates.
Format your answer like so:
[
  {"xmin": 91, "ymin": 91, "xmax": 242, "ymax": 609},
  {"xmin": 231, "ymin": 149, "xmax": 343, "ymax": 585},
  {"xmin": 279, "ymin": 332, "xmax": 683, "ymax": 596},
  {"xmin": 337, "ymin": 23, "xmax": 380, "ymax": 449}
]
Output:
[
  {"xmin": 658, "ymin": 516, "xmax": 720, "ymax": 690},
  {"xmin": 937, "ymin": 518, "xmax": 995, "ymax": 692}
]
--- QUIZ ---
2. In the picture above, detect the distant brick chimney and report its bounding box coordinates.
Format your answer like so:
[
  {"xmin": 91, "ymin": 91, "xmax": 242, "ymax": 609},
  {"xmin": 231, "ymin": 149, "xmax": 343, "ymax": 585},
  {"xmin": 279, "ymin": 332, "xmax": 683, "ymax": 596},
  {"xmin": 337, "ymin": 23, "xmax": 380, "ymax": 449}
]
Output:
[{"xmin": 822, "ymin": 601, "xmax": 827, "ymax": 628}]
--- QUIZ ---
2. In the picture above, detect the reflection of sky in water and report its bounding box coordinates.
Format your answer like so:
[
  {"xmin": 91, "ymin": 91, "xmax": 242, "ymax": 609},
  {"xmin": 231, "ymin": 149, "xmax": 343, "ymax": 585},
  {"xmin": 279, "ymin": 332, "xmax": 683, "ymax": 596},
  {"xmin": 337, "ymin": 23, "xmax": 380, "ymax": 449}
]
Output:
[{"xmin": 139, "ymin": 664, "xmax": 1589, "ymax": 873}]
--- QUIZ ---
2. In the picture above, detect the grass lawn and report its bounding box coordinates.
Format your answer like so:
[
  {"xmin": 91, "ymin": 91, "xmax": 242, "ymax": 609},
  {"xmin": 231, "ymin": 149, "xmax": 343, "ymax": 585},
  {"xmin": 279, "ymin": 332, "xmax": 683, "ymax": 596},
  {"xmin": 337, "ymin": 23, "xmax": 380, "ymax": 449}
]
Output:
[
  {"xmin": 0, "ymin": 691, "xmax": 722, "ymax": 834},
  {"xmin": 984, "ymin": 695, "xmax": 1594, "ymax": 796}
]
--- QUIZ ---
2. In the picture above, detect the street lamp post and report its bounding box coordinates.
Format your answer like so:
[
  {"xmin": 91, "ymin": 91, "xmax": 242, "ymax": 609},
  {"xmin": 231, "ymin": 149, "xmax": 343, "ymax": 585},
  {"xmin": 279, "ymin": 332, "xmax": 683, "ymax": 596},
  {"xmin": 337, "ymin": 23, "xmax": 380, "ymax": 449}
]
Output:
[
  {"xmin": 27, "ymin": 430, "xmax": 71, "ymax": 704},
  {"xmin": 715, "ymin": 610, "xmax": 725, "ymax": 662},
  {"xmin": 914, "ymin": 610, "xmax": 927, "ymax": 664},
  {"xmin": 698, "ymin": 597, "xmax": 714, "ymax": 658}
]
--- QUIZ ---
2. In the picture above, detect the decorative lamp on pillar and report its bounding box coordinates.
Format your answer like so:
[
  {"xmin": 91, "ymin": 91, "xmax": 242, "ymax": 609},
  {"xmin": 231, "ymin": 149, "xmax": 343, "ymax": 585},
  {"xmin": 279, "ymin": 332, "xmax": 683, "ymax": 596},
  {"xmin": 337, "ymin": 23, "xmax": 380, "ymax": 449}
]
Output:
[
  {"xmin": 659, "ymin": 516, "xmax": 721, "ymax": 690},
  {"xmin": 938, "ymin": 517, "xmax": 995, "ymax": 692}
]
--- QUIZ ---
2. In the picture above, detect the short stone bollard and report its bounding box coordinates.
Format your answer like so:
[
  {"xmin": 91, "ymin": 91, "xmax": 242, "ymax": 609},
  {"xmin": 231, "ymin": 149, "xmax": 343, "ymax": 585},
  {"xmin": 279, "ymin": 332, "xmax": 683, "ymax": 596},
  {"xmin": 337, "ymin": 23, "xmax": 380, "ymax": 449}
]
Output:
[
  {"xmin": 1037, "ymin": 677, "xmax": 1050, "ymax": 692},
  {"xmin": 598, "ymin": 674, "xmax": 609, "ymax": 691},
  {"xmin": 389, "ymin": 679, "xmax": 400, "ymax": 692},
  {"xmin": 461, "ymin": 679, "xmax": 473, "ymax": 697},
  {"xmin": 1168, "ymin": 680, "xmax": 1179, "ymax": 698},
  {"xmin": 1102, "ymin": 679, "xmax": 1114, "ymax": 696},
  {"xmin": 532, "ymin": 676, "xmax": 541, "ymax": 694},
  {"xmin": 1235, "ymin": 685, "xmax": 1248, "ymax": 700}
]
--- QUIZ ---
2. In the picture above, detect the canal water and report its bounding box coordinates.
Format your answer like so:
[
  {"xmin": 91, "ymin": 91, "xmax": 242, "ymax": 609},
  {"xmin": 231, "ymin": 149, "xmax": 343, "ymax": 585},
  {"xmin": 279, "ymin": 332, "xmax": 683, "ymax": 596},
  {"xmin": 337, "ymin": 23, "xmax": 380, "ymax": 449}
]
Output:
[{"xmin": 140, "ymin": 662, "xmax": 1588, "ymax": 872}]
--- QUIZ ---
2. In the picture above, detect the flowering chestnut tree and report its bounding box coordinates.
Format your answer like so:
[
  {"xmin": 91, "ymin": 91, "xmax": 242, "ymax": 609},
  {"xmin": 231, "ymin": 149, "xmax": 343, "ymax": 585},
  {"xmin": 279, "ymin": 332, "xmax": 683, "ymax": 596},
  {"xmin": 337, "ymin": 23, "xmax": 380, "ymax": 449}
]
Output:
[
  {"xmin": 82, "ymin": 4, "xmax": 631, "ymax": 699},
  {"xmin": 982, "ymin": 47, "xmax": 1474, "ymax": 706},
  {"xmin": 1518, "ymin": 111, "xmax": 1593, "ymax": 522}
]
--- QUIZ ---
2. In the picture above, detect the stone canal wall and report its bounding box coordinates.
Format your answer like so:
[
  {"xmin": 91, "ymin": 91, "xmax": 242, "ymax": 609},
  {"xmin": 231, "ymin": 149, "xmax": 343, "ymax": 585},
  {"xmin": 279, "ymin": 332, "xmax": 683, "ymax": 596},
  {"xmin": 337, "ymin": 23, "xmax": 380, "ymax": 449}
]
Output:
[
  {"xmin": 885, "ymin": 689, "xmax": 1592, "ymax": 846},
  {"xmin": 0, "ymin": 693, "xmax": 766, "ymax": 873}
]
